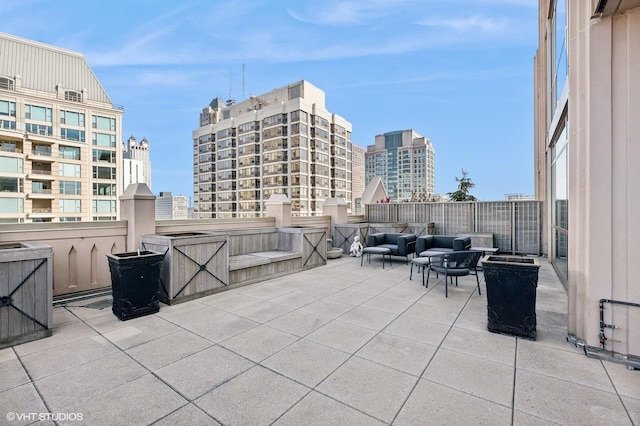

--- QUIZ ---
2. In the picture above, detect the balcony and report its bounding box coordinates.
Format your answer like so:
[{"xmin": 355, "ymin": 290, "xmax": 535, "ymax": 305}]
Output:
[
  {"xmin": 28, "ymin": 188, "xmax": 54, "ymax": 199},
  {"xmin": 27, "ymin": 169, "xmax": 55, "ymax": 181},
  {"xmin": 28, "ymin": 207, "xmax": 55, "ymax": 218},
  {"xmin": 0, "ymin": 144, "xmax": 22, "ymax": 154},
  {"xmin": 27, "ymin": 147, "xmax": 54, "ymax": 162}
]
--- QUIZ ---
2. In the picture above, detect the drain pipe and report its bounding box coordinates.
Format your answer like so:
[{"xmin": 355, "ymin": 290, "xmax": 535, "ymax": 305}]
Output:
[{"xmin": 567, "ymin": 298, "xmax": 640, "ymax": 370}]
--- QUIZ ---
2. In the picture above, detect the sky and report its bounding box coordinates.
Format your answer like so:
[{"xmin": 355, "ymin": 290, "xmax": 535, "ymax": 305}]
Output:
[{"xmin": 1, "ymin": 0, "xmax": 539, "ymax": 202}]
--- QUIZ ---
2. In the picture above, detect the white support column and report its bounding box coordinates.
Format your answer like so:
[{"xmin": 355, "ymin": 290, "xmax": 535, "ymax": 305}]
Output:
[
  {"xmin": 322, "ymin": 197, "xmax": 348, "ymax": 232},
  {"xmin": 119, "ymin": 183, "xmax": 156, "ymax": 251},
  {"xmin": 265, "ymin": 194, "xmax": 292, "ymax": 228}
]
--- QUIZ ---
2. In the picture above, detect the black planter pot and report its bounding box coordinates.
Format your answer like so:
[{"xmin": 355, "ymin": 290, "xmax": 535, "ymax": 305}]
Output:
[
  {"xmin": 482, "ymin": 255, "xmax": 541, "ymax": 340},
  {"xmin": 107, "ymin": 250, "xmax": 164, "ymax": 321}
]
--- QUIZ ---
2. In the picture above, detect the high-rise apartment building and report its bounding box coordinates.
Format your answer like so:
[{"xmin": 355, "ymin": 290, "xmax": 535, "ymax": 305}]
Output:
[
  {"xmin": 122, "ymin": 135, "xmax": 151, "ymax": 192},
  {"xmin": 351, "ymin": 144, "xmax": 366, "ymax": 214},
  {"xmin": 155, "ymin": 191, "xmax": 188, "ymax": 220},
  {"xmin": 192, "ymin": 80, "xmax": 352, "ymax": 218},
  {"xmin": 365, "ymin": 130, "xmax": 434, "ymax": 202},
  {"xmin": 351, "ymin": 144, "xmax": 366, "ymax": 199},
  {"xmin": 0, "ymin": 33, "xmax": 122, "ymax": 223}
]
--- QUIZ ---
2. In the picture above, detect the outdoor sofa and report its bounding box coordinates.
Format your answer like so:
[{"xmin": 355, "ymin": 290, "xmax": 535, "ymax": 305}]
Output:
[
  {"xmin": 415, "ymin": 235, "xmax": 471, "ymax": 257},
  {"xmin": 366, "ymin": 232, "xmax": 417, "ymax": 261}
]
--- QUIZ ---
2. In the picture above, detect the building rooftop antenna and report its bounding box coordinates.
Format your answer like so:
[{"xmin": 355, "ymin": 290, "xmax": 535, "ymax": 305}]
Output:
[{"xmin": 226, "ymin": 66, "xmax": 235, "ymax": 106}]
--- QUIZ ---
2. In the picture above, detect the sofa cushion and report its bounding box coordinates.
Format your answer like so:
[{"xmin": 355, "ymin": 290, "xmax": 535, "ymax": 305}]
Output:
[
  {"xmin": 379, "ymin": 243, "xmax": 400, "ymax": 255},
  {"xmin": 431, "ymin": 236, "xmax": 455, "ymax": 247},
  {"xmin": 384, "ymin": 233, "xmax": 400, "ymax": 245}
]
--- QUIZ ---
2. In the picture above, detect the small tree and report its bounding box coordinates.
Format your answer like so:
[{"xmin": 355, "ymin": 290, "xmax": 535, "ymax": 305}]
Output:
[{"xmin": 448, "ymin": 169, "xmax": 477, "ymax": 201}]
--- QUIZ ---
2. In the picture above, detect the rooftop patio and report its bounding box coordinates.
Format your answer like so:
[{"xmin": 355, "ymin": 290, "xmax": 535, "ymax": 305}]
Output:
[{"xmin": 1, "ymin": 255, "xmax": 638, "ymax": 425}]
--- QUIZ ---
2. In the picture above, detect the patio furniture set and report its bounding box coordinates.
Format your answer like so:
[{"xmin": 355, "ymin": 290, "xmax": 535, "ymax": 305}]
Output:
[{"xmin": 362, "ymin": 232, "xmax": 495, "ymax": 298}]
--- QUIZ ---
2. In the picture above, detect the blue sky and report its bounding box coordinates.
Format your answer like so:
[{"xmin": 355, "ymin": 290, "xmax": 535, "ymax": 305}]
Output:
[{"xmin": 1, "ymin": 0, "xmax": 538, "ymax": 202}]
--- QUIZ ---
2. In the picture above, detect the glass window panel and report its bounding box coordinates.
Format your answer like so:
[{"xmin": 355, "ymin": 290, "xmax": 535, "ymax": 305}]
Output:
[
  {"xmin": 0, "ymin": 157, "xmax": 23, "ymax": 173},
  {"xmin": 0, "ymin": 100, "xmax": 16, "ymax": 116},
  {"xmin": 59, "ymin": 163, "xmax": 81, "ymax": 177},
  {"xmin": 59, "ymin": 181, "xmax": 81, "ymax": 195},
  {"xmin": 59, "ymin": 199, "xmax": 81, "ymax": 212},
  {"xmin": 92, "ymin": 115, "xmax": 115, "ymax": 131},
  {"xmin": 26, "ymin": 105, "xmax": 52, "ymax": 122},
  {"xmin": 61, "ymin": 110, "xmax": 85, "ymax": 126},
  {"xmin": 0, "ymin": 197, "xmax": 23, "ymax": 213},
  {"xmin": 92, "ymin": 200, "xmax": 116, "ymax": 213},
  {"xmin": 60, "ymin": 146, "xmax": 80, "ymax": 160},
  {"xmin": 93, "ymin": 133, "xmax": 115, "ymax": 147}
]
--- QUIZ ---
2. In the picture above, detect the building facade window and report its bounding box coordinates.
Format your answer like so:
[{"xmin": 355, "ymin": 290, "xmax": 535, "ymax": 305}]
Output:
[
  {"xmin": 25, "ymin": 105, "xmax": 52, "ymax": 121},
  {"xmin": 0, "ymin": 198, "xmax": 23, "ymax": 213},
  {"xmin": 551, "ymin": 117, "xmax": 568, "ymax": 281},
  {"xmin": 59, "ymin": 181, "xmax": 81, "ymax": 195},
  {"xmin": 32, "ymin": 181, "xmax": 51, "ymax": 194},
  {"xmin": 0, "ymin": 156, "xmax": 23, "ymax": 173},
  {"xmin": 93, "ymin": 165, "xmax": 116, "ymax": 179},
  {"xmin": 92, "ymin": 133, "xmax": 116, "ymax": 147},
  {"xmin": 92, "ymin": 199, "xmax": 116, "ymax": 213},
  {"xmin": 64, "ymin": 90, "xmax": 82, "ymax": 103},
  {"xmin": 550, "ymin": 0, "xmax": 568, "ymax": 117},
  {"xmin": 61, "ymin": 128, "xmax": 85, "ymax": 142},
  {"xmin": 0, "ymin": 177, "xmax": 23, "ymax": 192},
  {"xmin": 26, "ymin": 123, "xmax": 53, "ymax": 136},
  {"xmin": 93, "ymin": 182, "xmax": 116, "ymax": 196},
  {"xmin": 92, "ymin": 115, "xmax": 116, "ymax": 131},
  {"xmin": 93, "ymin": 149, "xmax": 116, "ymax": 163},
  {"xmin": 59, "ymin": 199, "xmax": 81, "ymax": 213},
  {"xmin": 60, "ymin": 217, "xmax": 81, "ymax": 222},
  {"xmin": 60, "ymin": 110, "xmax": 85, "ymax": 126},
  {"xmin": 59, "ymin": 146, "xmax": 80, "ymax": 160},
  {"xmin": 0, "ymin": 77, "xmax": 15, "ymax": 91},
  {"xmin": 0, "ymin": 100, "xmax": 16, "ymax": 117},
  {"xmin": 59, "ymin": 163, "xmax": 81, "ymax": 178}
]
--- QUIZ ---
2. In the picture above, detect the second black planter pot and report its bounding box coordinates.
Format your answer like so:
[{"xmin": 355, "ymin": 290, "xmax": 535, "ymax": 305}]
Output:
[{"xmin": 482, "ymin": 255, "xmax": 541, "ymax": 340}]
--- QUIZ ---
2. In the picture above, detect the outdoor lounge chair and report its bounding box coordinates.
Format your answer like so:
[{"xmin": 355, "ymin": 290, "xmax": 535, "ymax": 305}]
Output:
[{"xmin": 427, "ymin": 250, "xmax": 483, "ymax": 297}]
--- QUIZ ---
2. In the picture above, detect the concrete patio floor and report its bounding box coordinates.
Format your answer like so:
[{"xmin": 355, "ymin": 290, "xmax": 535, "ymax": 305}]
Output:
[{"xmin": 1, "ymin": 255, "xmax": 639, "ymax": 425}]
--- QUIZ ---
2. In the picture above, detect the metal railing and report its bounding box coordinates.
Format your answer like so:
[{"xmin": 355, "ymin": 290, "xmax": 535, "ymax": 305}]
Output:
[
  {"xmin": 31, "ymin": 188, "xmax": 52, "ymax": 194},
  {"xmin": 31, "ymin": 208, "xmax": 52, "ymax": 213},
  {"xmin": 30, "ymin": 169, "xmax": 52, "ymax": 175},
  {"xmin": 0, "ymin": 145, "xmax": 21, "ymax": 153},
  {"xmin": 32, "ymin": 148, "xmax": 52, "ymax": 156}
]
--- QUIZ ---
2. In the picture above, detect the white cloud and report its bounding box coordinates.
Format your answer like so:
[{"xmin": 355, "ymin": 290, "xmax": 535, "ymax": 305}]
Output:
[
  {"xmin": 287, "ymin": 0, "xmax": 419, "ymax": 26},
  {"xmin": 418, "ymin": 15, "xmax": 508, "ymax": 33}
]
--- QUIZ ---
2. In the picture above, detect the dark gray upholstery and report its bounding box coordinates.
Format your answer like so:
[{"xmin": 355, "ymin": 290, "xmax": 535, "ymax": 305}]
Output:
[
  {"xmin": 415, "ymin": 235, "xmax": 471, "ymax": 257},
  {"xmin": 367, "ymin": 233, "xmax": 417, "ymax": 259}
]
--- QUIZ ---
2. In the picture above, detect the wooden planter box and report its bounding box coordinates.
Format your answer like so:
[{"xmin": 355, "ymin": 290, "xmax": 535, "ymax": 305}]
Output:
[
  {"xmin": 333, "ymin": 223, "xmax": 370, "ymax": 252},
  {"xmin": 141, "ymin": 232, "xmax": 229, "ymax": 304},
  {"xmin": 283, "ymin": 226, "xmax": 327, "ymax": 270},
  {"xmin": 0, "ymin": 242, "xmax": 53, "ymax": 348}
]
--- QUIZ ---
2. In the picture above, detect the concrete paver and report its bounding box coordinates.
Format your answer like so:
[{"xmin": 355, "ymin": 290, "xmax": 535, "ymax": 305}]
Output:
[{"xmin": 0, "ymin": 255, "xmax": 637, "ymax": 425}]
